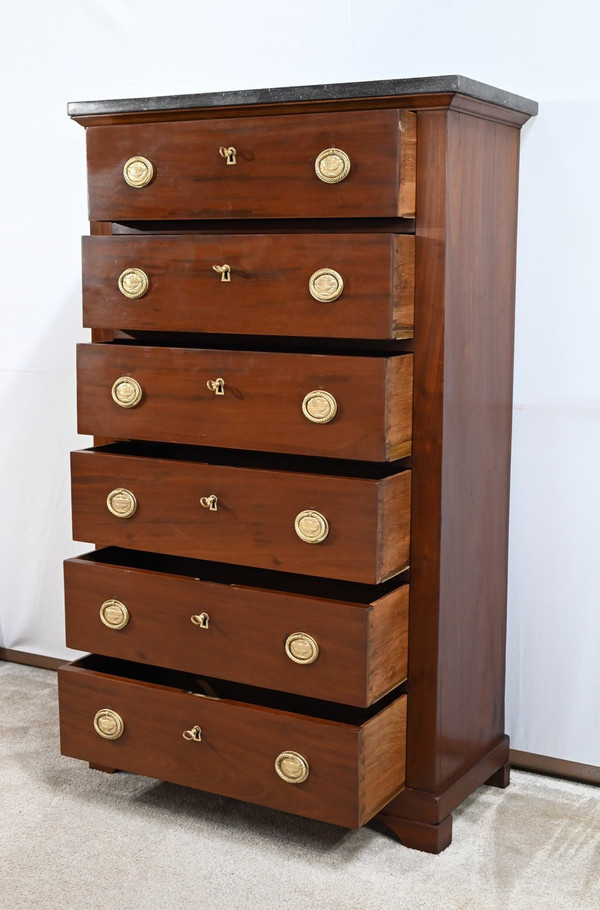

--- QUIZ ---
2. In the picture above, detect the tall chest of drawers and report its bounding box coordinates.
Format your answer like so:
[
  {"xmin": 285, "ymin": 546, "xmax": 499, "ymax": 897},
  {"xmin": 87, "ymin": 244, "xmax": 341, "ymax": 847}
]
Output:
[{"xmin": 59, "ymin": 76, "xmax": 537, "ymax": 853}]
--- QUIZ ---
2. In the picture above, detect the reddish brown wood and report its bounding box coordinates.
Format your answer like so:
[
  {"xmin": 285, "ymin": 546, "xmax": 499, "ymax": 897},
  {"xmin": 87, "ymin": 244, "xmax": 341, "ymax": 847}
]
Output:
[
  {"xmin": 0, "ymin": 648, "xmax": 65, "ymax": 671},
  {"xmin": 82, "ymin": 233, "xmax": 415, "ymax": 340},
  {"xmin": 375, "ymin": 813, "xmax": 452, "ymax": 854},
  {"xmin": 59, "ymin": 657, "xmax": 406, "ymax": 829},
  {"xmin": 89, "ymin": 763, "xmax": 117, "ymax": 773},
  {"xmin": 76, "ymin": 344, "xmax": 413, "ymax": 462},
  {"xmin": 485, "ymin": 762, "xmax": 510, "ymax": 789},
  {"xmin": 70, "ymin": 448, "xmax": 410, "ymax": 584},
  {"xmin": 86, "ymin": 110, "xmax": 415, "ymax": 221},
  {"xmin": 64, "ymin": 552, "xmax": 408, "ymax": 707}
]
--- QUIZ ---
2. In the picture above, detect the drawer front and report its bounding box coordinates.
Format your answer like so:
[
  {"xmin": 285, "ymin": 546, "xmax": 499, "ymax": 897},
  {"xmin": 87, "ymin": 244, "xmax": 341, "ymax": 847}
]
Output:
[
  {"xmin": 82, "ymin": 234, "xmax": 415, "ymax": 340},
  {"xmin": 77, "ymin": 344, "xmax": 413, "ymax": 462},
  {"xmin": 64, "ymin": 553, "xmax": 409, "ymax": 707},
  {"xmin": 86, "ymin": 109, "xmax": 416, "ymax": 221},
  {"xmin": 58, "ymin": 658, "xmax": 407, "ymax": 828},
  {"xmin": 70, "ymin": 449, "xmax": 411, "ymax": 584}
]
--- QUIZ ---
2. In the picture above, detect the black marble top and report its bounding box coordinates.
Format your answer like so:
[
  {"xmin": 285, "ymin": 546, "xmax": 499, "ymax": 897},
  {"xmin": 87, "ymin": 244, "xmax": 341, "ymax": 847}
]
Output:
[{"xmin": 67, "ymin": 75, "xmax": 538, "ymax": 118}]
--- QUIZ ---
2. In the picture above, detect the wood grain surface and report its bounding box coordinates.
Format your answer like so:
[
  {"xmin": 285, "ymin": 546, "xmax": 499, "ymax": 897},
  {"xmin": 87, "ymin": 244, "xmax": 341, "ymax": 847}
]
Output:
[
  {"xmin": 58, "ymin": 657, "xmax": 407, "ymax": 828},
  {"xmin": 76, "ymin": 343, "xmax": 413, "ymax": 462},
  {"xmin": 86, "ymin": 109, "xmax": 415, "ymax": 221},
  {"xmin": 82, "ymin": 233, "xmax": 415, "ymax": 339}
]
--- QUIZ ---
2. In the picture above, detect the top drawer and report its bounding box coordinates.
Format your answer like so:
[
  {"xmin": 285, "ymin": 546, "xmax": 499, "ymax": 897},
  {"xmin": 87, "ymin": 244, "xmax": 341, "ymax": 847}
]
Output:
[{"xmin": 86, "ymin": 109, "xmax": 416, "ymax": 221}]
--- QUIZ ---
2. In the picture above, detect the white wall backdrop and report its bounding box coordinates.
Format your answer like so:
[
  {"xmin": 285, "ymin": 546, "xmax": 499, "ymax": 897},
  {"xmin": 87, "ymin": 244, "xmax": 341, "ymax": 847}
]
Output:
[{"xmin": 1, "ymin": 0, "xmax": 598, "ymax": 765}]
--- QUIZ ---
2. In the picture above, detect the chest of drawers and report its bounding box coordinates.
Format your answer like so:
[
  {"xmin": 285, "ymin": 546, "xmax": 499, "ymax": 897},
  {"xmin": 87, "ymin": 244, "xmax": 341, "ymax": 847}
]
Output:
[{"xmin": 59, "ymin": 76, "xmax": 537, "ymax": 853}]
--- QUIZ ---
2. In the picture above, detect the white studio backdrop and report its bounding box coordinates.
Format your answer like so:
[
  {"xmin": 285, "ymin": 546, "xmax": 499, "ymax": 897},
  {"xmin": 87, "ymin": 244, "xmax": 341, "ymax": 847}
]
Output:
[{"xmin": 1, "ymin": 0, "xmax": 599, "ymax": 766}]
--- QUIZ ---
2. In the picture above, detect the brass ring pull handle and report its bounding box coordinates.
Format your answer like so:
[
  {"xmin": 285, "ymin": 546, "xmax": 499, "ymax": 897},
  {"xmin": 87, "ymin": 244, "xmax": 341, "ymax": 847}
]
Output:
[
  {"xmin": 106, "ymin": 488, "xmax": 137, "ymax": 519},
  {"xmin": 309, "ymin": 268, "xmax": 344, "ymax": 302},
  {"xmin": 294, "ymin": 510, "xmax": 329, "ymax": 544},
  {"xmin": 94, "ymin": 709, "xmax": 124, "ymax": 740},
  {"xmin": 191, "ymin": 612, "xmax": 210, "ymax": 629},
  {"xmin": 200, "ymin": 495, "xmax": 218, "ymax": 511},
  {"xmin": 302, "ymin": 390, "xmax": 337, "ymax": 424},
  {"xmin": 118, "ymin": 267, "xmax": 149, "ymax": 299},
  {"xmin": 123, "ymin": 156, "xmax": 154, "ymax": 187},
  {"xmin": 207, "ymin": 378, "xmax": 225, "ymax": 396},
  {"xmin": 315, "ymin": 148, "xmax": 350, "ymax": 184},
  {"xmin": 212, "ymin": 264, "xmax": 231, "ymax": 282},
  {"xmin": 111, "ymin": 376, "xmax": 143, "ymax": 409},
  {"xmin": 219, "ymin": 146, "xmax": 237, "ymax": 165},
  {"xmin": 182, "ymin": 725, "xmax": 203, "ymax": 742},
  {"xmin": 275, "ymin": 751, "xmax": 310, "ymax": 784},
  {"xmin": 99, "ymin": 599, "xmax": 130, "ymax": 630},
  {"xmin": 285, "ymin": 632, "xmax": 319, "ymax": 665}
]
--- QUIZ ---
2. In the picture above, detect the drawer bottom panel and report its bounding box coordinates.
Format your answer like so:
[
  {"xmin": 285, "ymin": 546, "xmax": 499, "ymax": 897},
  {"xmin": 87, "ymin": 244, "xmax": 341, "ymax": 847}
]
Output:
[{"xmin": 58, "ymin": 656, "xmax": 406, "ymax": 829}]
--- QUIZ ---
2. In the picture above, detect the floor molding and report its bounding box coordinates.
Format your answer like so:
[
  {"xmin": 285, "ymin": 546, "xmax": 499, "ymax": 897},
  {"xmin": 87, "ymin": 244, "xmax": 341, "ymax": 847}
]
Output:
[
  {"xmin": 0, "ymin": 648, "xmax": 66, "ymax": 671},
  {"xmin": 510, "ymin": 749, "xmax": 600, "ymax": 787},
  {"xmin": 2, "ymin": 648, "xmax": 598, "ymax": 786}
]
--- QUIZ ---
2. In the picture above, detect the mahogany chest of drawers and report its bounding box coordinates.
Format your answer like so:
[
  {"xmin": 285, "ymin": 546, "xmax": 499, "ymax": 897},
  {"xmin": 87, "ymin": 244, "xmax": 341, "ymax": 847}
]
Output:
[{"xmin": 59, "ymin": 76, "xmax": 537, "ymax": 852}]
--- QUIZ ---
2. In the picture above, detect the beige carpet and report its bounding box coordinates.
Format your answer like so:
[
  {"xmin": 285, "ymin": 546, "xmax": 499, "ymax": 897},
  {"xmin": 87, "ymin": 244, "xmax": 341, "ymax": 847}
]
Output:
[{"xmin": 1, "ymin": 661, "xmax": 599, "ymax": 910}]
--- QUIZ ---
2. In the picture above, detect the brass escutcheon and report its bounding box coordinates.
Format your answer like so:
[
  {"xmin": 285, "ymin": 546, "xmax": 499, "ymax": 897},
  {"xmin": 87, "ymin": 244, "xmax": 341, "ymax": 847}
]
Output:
[
  {"xmin": 99, "ymin": 599, "xmax": 130, "ymax": 630},
  {"xmin": 123, "ymin": 156, "xmax": 154, "ymax": 188},
  {"xmin": 106, "ymin": 488, "xmax": 137, "ymax": 519},
  {"xmin": 200, "ymin": 495, "xmax": 218, "ymax": 511},
  {"xmin": 309, "ymin": 268, "xmax": 344, "ymax": 302},
  {"xmin": 118, "ymin": 267, "xmax": 149, "ymax": 299},
  {"xmin": 315, "ymin": 148, "xmax": 351, "ymax": 184},
  {"xmin": 285, "ymin": 632, "xmax": 319, "ymax": 665},
  {"xmin": 94, "ymin": 708, "xmax": 124, "ymax": 740},
  {"xmin": 207, "ymin": 378, "xmax": 225, "ymax": 396},
  {"xmin": 212, "ymin": 264, "xmax": 231, "ymax": 282},
  {"xmin": 294, "ymin": 510, "xmax": 329, "ymax": 544},
  {"xmin": 191, "ymin": 612, "xmax": 210, "ymax": 629},
  {"xmin": 275, "ymin": 751, "xmax": 310, "ymax": 784},
  {"xmin": 111, "ymin": 376, "xmax": 143, "ymax": 409},
  {"xmin": 219, "ymin": 146, "xmax": 237, "ymax": 165},
  {"xmin": 302, "ymin": 390, "xmax": 337, "ymax": 424},
  {"xmin": 182, "ymin": 725, "xmax": 203, "ymax": 742}
]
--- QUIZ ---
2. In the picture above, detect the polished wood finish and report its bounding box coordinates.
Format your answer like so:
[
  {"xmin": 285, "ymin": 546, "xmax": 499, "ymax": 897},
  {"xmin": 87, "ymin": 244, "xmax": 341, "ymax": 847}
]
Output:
[
  {"xmin": 64, "ymin": 551, "xmax": 408, "ymax": 707},
  {"xmin": 86, "ymin": 109, "xmax": 416, "ymax": 221},
  {"xmin": 70, "ymin": 447, "xmax": 411, "ymax": 583},
  {"xmin": 374, "ymin": 813, "xmax": 453, "ymax": 854},
  {"xmin": 82, "ymin": 233, "xmax": 415, "ymax": 339},
  {"xmin": 58, "ymin": 656, "xmax": 407, "ymax": 828},
  {"xmin": 77, "ymin": 343, "xmax": 413, "ymax": 461}
]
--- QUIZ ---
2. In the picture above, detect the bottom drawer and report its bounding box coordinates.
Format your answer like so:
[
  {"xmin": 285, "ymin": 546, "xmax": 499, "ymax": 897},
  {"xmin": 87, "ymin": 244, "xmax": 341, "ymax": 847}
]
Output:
[{"xmin": 58, "ymin": 656, "xmax": 406, "ymax": 829}]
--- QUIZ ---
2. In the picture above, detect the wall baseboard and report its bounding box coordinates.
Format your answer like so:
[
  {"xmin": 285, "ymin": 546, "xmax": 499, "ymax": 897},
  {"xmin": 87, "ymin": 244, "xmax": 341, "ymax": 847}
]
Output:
[
  {"xmin": 2, "ymin": 648, "xmax": 598, "ymax": 786},
  {"xmin": 510, "ymin": 749, "xmax": 600, "ymax": 787},
  {"xmin": 0, "ymin": 647, "xmax": 66, "ymax": 671}
]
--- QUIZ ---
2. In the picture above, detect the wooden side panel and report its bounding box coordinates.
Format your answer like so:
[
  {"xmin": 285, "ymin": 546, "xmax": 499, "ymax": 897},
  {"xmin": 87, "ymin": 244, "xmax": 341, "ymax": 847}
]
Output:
[
  {"xmin": 71, "ymin": 449, "xmax": 410, "ymax": 584},
  {"xmin": 367, "ymin": 585, "xmax": 409, "ymax": 703},
  {"xmin": 377, "ymin": 471, "xmax": 411, "ymax": 581},
  {"xmin": 398, "ymin": 111, "xmax": 417, "ymax": 218},
  {"xmin": 76, "ymin": 344, "xmax": 412, "ymax": 462},
  {"xmin": 358, "ymin": 695, "xmax": 407, "ymax": 824},
  {"xmin": 86, "ymin": 109, "xmax": 404, "ymax": 221},
  {"xmin": 392, "ymin": 234, "xmax": 415, "ymax": 338},
  {"xmin": 384, "ymin": 354, "xmax": 414, "ymax": 460}
]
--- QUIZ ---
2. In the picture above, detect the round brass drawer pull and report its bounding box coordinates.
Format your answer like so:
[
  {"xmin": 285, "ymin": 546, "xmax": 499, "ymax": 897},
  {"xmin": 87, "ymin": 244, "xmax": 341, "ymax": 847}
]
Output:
[
  {"xmin": 118, "ymin": 267, "xmax": 149, "ymax": 299},
  {"xmin": 294, "ymin": 510, "xmax": 329, "ymax": 544},
  {"xmin": 309, "ymin": 268, "xmax": 344, "ymax": 302},
  {"xmin": 99, "ymin": 599, "xmax": 130, "ymax": 630},
  {"xmin": 111, "ymin": 376, "xmax": 143, "ymax": 409},
  {"xmin": 106, "ymin": 488, "xmax": 137, "ymax": 519},
  {"xmin": 94, "ymin": 709, "xmax": 124, "ymax": 740},
  {"xmin": 123, "ymin": 156, "xmax": 154, "ymax": 188},
  {"xmin": 302, "ymin": 390, "xmax": 337, "ymax": 425},
  {"xmin": 315, "ymin": 148, "xmax": 350, "ymax": 184},
  {"xmin": 275, "ymin": 751, "xmax": 310, "ymax": 784},
  {"xmin": 285, "ymin": 632, "xmax": 319, "ymax": 665}
]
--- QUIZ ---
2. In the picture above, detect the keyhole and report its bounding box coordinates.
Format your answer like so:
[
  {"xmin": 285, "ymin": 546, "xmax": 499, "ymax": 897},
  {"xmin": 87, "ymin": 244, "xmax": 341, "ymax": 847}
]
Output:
[{"xmin": 191, "ymin": 612, "xmax": 210, "ymax": 629}]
